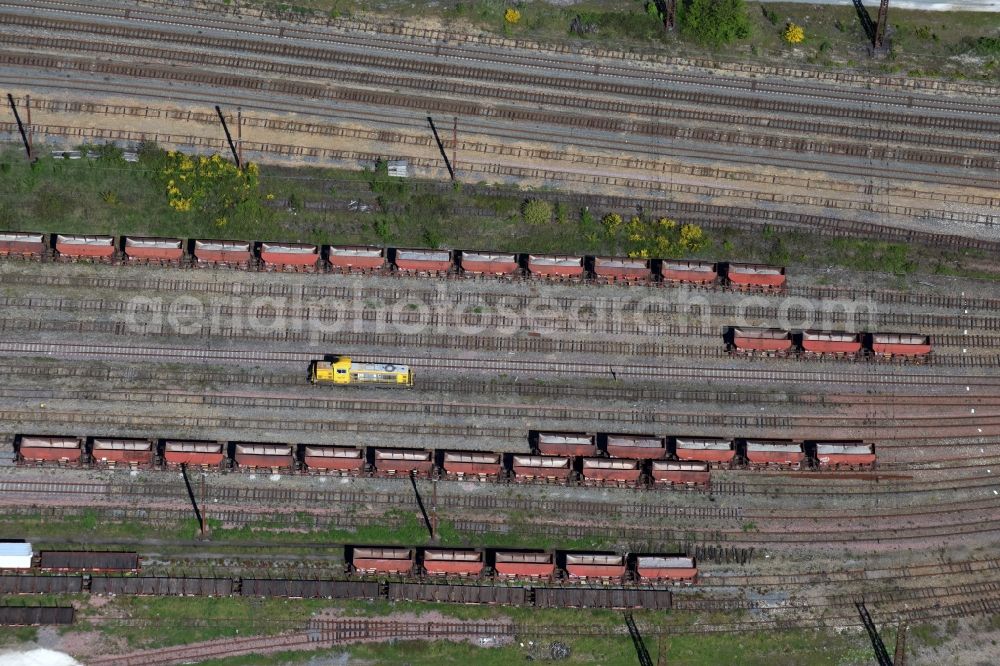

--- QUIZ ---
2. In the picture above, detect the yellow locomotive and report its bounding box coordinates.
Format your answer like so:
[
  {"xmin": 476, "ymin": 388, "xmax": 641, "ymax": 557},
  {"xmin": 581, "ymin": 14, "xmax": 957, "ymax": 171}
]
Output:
[{"xmin": 309, "ymin": 356, "xmax": 414, "ymax": 387}]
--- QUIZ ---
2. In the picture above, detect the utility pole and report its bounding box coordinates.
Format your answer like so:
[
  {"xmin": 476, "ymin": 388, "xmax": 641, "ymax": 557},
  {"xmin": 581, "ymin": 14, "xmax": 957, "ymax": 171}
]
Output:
[
  {"xmin": 426, "ymin": 116, "xmax": 455, "ymax": 181},
  {"xmin": 874, "ymin": 0, "xmax": 889, "ymax": 50},
  {"xmin": 237, "ymin": 107, "xmax": 243, "ymax": 167},
  {"xmin": 215, "ymin": 105, "xmax": 242, "ymax": 170},
  {"xmin": 452, "ymin": 117, "xmax": 457, "ymax": 178},
  {"xmin": 6, "ymin": 93, "xmax": 31, "ymax": 160},
  {"xmin": 25, "ymin": 94, "xmax": 32, "ymax": 156},
  {"xmin": 893, "ymin": 623, "xmax": 908, "ymax": 666},
  {"xmin": 200, "ymin": 473, "xmax": 207, "ymax": 536},
  {"xmin": 623, "ymin": 612, "xmax": 653, "ymax": 666},
  {"xmin": 856, "ymin": 602, "xmax": 893, "ymax": 666}
]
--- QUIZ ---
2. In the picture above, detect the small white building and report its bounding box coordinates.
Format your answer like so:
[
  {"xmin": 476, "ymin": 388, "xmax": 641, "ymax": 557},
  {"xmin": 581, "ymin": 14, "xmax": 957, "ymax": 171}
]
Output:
[{"xmin": 0, "ymin": 543, "xmax": 33, "ymax": 569}]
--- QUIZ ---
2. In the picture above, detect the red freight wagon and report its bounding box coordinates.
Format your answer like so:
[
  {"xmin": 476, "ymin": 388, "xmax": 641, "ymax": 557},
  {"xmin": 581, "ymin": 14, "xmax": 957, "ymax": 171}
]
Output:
[
  {"xmin": 302, "ymin": 446, "xmax": 365, "ymax": 473},
  {"xmin": 351, "ymin": 547, "xmax": 413, "ymax": 575},
  {"xmin": 422, "ymin": 549, "xmax": 484, "ymax": 576},
  {"xmin": 801, "ymin": 330, "xmax": 862, "ymax": 354},
  {"xmin": 526, "ymin": 254, "xmax": 584, "ymax": 278},
  {"xmin": 233, "ymin": 443, "xmax": 294, "ymax": 470},
  {"xmin": 459, "ymin": 251, "xmax": 519, "ymax": 275},
  {"xmin": 650, "ymin": 461, "xmax": 711, "ymax": 487},
  {"xmin": 731, "ymin": 327, "xmax": 793, "ymax": 353},
  {"xmin": 870, "ymin": 333, "xmax": 932, "ymax": 356},
  {"xmin": 441, "ymin": 451, "xmax": 502, "ymax": 479},
  {"xmin": 726, "ymin": 263, "xmax": 786, "ymax": 289},
  {"xmin": 536, "ymin": 432, "xmax": 596, "ymax": 457},
  {"xmin": 17, "ymin": 435, "xmax": 83, "ymax": 464},
  {"xmin": 260, "ymin": 242, "xmax": 319, "ymax": 269},
  {"xmin": 373, "ymin": 449, "xmax": 434, "ymax": 477},
  {"xmin": 123, "ymin": 237, "xmax": 184, "ymax": 262},
  {"xmin": 163, "ymin": 440, "xmax": 225, "ymax": 467},
  {"xmin": 635, "ymin": 556, "xmax": 697, "ymax": 583},
  {"xmin": 91, "ymin": 438, "xmax": 154, "ymax": 467},
  {"xmin": 0, "ymin": 232, "xmax": 46, "ymax": 256},
  {"xmin": 593, "ymin": 256, "xmax": 650, "ymax": 282},
  {"xmin": 580, "ymin": 458, "xmax": 642, "ymax": 485},
  {"xmin": 494, "ymin": 551, "xmax": 555, "ymax": 579},
  {"xmin": 744, "ymin": 440, "xmax": 805, "ymax": 468},
  {"xmin": 673, "ymin": 438, "xmax": 735, "ymax": 465},
  {"xmin": 327, "ymin": 245, "xmax": 384, "ymax": 271},
  {"xmin": 193, "ymin": 239, "xmax": 253, "ymax": 265},
  {"xmin": 393, "ymin": 249, "xmax": 452, "ymax": 274},
  {"xmin": 815, "ymin": 441, "xmax": 876, "ymax": 468},
  {"xmin": 55, "ymin": 234, "xmax": 114, "ymax": 259},
  {"xmin": 564, "ymin": 553, "xmax": 626, "ymax": 580},
  {"xmin": 661, "ymin": 260, "xmax": 717, "ymax": 284},
  {"xmin": 511, "ymin": 455, "xmax": 572, "ymax": 482},
  {"xmin": 605, "ymin": 434, "xmax": 665, "ymax": 460}
]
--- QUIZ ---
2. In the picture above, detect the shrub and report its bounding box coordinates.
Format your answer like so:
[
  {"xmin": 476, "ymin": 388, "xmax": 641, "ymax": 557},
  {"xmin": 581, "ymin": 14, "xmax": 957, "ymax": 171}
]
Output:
[
  {"xmin": 521, "ymin": 198, "xmax": 552, "ymax": 226},
  {"xmin": 679, "ymin": 0, "xmax": 751, "ymax": 47},
  {"xmin": 783, "ymin": 22, "xmax": 804, "ymax": 44},
  {"xmin": 504, "ymin": 8, "xmax": 520, "ymax": 24}
]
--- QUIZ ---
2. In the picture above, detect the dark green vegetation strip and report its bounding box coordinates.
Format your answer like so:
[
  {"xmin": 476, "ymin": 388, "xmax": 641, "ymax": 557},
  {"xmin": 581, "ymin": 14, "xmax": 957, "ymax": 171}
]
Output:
[{"xmin": 2, "ymin": 146, "xmax": 996, "ymax": 281}]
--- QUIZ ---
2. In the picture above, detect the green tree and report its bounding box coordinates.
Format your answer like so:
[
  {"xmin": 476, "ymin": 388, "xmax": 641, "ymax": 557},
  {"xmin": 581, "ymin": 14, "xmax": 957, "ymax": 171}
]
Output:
[
  {"xmin": 678, "ymin": 0, "xmax": 751, "ymax": 47},
  {"xmin": 521, "ymin": 198, "xmax": 553, "ymax": 226}
]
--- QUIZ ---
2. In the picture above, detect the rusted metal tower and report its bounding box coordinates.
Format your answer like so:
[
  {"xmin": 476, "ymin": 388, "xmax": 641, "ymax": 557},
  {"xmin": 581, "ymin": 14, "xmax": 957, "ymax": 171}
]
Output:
[{"xmin": 874, "ymin": 0, "xmax": 889, "ymax": 50}]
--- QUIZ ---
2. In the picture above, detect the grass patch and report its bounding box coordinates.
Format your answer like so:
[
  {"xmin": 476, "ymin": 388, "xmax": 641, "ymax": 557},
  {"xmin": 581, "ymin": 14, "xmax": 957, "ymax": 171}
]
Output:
[
  {"xmin": 827, "ymin": 238, "xmax": 916, "ymax": 274},
  {"xmin": 0, "ymin": 626, "xmax": 38, "ymax": 646}
]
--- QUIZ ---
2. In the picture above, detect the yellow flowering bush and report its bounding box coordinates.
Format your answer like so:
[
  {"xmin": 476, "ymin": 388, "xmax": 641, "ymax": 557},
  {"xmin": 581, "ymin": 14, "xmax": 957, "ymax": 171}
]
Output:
[
  {"xmin": 783, "ymin": 23, "xmax": 804, "ymax": 44},
  {"xmin": 504, "ymin": 8, "xmax": 521, "ymax": 24},
  {"xmin": 157, "ymin": 151, "xmax": 259, "ymax": 217},
  {"xmin": 602, "ymin": 213, "xmax": 708, "ymax": 258}
]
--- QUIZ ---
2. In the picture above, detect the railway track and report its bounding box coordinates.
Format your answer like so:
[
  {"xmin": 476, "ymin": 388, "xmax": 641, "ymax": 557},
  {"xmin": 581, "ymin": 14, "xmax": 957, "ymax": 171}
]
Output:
[
  {"xmin": 3, "ymin": 340, "xmax": 998, "ymax": 385},
  {"xmin": 6, "ymin": 266, "xmax": 1000, "ymax": 314},
  {"xmin": 0, "ymin": 292, "xmax": 996, "ymax": 339}
]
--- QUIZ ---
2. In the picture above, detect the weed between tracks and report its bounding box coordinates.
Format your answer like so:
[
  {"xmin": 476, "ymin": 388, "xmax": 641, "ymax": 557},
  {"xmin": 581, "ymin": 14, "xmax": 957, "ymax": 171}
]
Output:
[{"xmin": 2, "ymin": 146, "xmax": 996, "ymax": 281}]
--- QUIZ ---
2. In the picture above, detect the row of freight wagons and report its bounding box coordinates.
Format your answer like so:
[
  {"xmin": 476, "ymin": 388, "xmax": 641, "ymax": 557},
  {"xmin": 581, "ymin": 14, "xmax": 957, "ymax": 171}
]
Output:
[
  {"xmin": 348, "ymin": 547, "xmax": 696, "ymax": 583},
  {"xmin": 15, "ymin": 435, "xmax": 875, "ymax": 476},
  {"xmin": 0, "ymin": 547, "xmax": 140, "ymax": 572},
  {"xmin": 728, "ymin": 327, "xmax": 932, "ymax": 357},
  {"xmin": 0, "ymin": 232, "xmax": 784, "ymax": 287}
]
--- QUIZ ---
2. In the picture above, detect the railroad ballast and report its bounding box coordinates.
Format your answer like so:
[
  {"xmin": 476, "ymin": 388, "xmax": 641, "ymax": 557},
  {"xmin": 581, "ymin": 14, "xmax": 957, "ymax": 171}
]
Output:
[{"xmin": 0, "ymin": 231, "xmax": 785, "ymax": 289}]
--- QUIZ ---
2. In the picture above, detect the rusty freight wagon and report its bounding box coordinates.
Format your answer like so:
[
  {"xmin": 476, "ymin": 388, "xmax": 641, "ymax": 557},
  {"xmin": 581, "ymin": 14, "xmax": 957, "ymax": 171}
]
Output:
[
  {"xmin": 800, "ymin": 330, "xmax": 863, "ymax": 355},
  {"xmin": 673, "ymin": 438, "xmax": 735, "ymax": 466},
  {"xmin": 440, "ymin": 451, "xmax": 502, "ymax": 480},
  {"xmin": 372, "ymin": 448, "xmax": 434, "ymax": 477},
  {"xmin": 233, "ymin": 443, "xmax": 294, "ymax": 471},
  {"xmin": 660, "ymin": 260, "xmax": 717, "ymax": 284},
  {"xmin": 421, "ymin": 549, "xmax": 484, "ymax": 577},
  {"xmin": 744, "ymin": 440, "xmax": 805, "ymax": 468},
  {"xmin": 0, "ymin": 232, "xmax": 46, "ymax": 256},
  {"xmin": 302, "ymin": 446, "xmax": 365, "ymax": 474},
  {"xmin": 16, "ymin": 435, "xmax": 83, "ymax": 464},
  {"xmin": 493, "ymin": 551, "xmax": 555, "ymax": 579},
  {"xmin": 163, "ymin": 440, "xmax": 225, "ymax": 468},
  {"xmin": 511, "ymin": 455, "xmax": 572, "ymax": 482},
  {"xmin": 458, "ymin": 251, "xmax": 519, "ymax": 276},
  {"xmin": 393, "ymin": 249, "xmax": 452, "ymax": 274},
  {"xmin": 592, "ymin": 256, "xmax": 650, "ymax": 282},
  {"xmin": 259, "ymin": 242, "xmax": 319, "ymax": 270},
  {"xmin": 650, "ymin": 461, "xmax": 711, "ymax": 487},
  {"xmin": 564, "ymin": 553, "xmax": 626, "ymax": 581},
  {"xmin": 729, "ymin": 327, "xmax": 794, "ymax": 353},
  {"xmin": 604, "ymin": 434, "xmax": 665, "ymax": 459},
  {"xmin": 535, "ymin": 432, "xmax": 597, "ymax": 457},
  {"xmin": 90, "ymin": 438, "xmax": 154, "ymax": 467},
  {"xmin": 725, "ymin": 263, "xmax": 786, "ymax": 289},
  {"xmin": 580, "ymin": 458, "xmax": 642, "ymax": 485},
  {"xmin": 327, "ymin": 245, "xmax": 384, "ymax": 271},
  {"xmin": 55, "ymin": 234, "xmax": 114, "ymax": 259},
  {"xmin": 526, "ymin": 254, "xmax": 584, "ymax": 279},
  {"xmin": 123, "ymin": 237, "xmax": 184, "ymax": 263},
  {"xmin": 39, "ymin": 551, "xmax": 140, "ymax": 573},
  {"xmin": 634, "ymin": 556, "xmax": 698, "ymax": 583},
  {"xmin": 813, "ymin": 441, "xmax": 876, "ymax": 469},
  {"xmin": 193, "ymin": 239, "xmax": 253, "ymax": 266},
  {"xmin": 868, "ymin": 333, "xmax": 932, "ymax": 357},
  {"xmin": 350, "ymin": 547, "xmax": 414, "ymax": 575}
]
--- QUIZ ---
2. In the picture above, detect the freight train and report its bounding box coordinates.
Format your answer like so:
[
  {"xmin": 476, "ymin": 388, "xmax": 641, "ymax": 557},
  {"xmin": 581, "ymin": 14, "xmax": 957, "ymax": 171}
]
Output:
[
  {"xmin": 726, "ymin": 327, "xmax": 932, "ymax": 358},
  {"xmin": 347, "ymin": 546, "xmax": 697, "ymax": 584},
  {"xmin": 13, "ymin": 432, "xmax": 876, "ymax": 486},
  {"xmin": 0, "ymin": 231, "xmax": 785, "ymax": 289}
]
